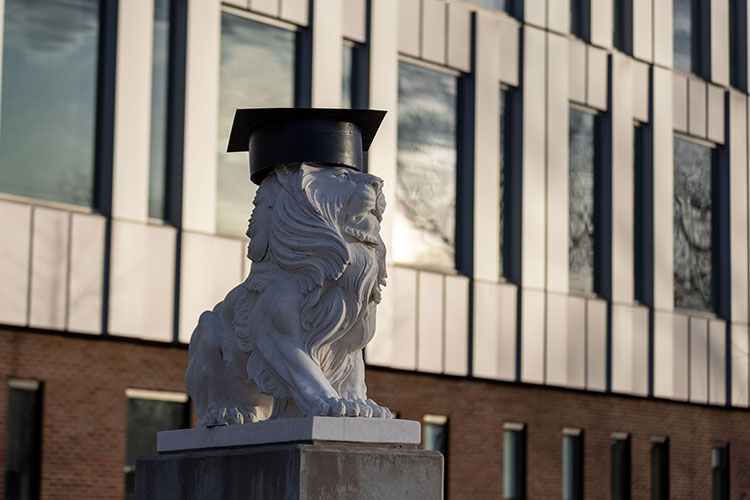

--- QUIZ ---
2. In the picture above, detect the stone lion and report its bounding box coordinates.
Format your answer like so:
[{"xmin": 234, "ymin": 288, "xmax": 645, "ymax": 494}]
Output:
[{"xmin": 185, "ymin": 163, "xmax": 392, "ymax": 426}]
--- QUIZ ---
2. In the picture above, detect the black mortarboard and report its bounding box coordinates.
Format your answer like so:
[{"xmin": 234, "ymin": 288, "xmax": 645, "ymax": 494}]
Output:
[{"xmin": 227, "ymin": 108, "xmax": 387, "ymax": 185}]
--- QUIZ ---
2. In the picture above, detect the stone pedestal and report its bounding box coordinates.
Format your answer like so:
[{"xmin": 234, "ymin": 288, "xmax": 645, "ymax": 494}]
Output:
[{"xmin": 135, "ymin": 417, "xmax": 443, "ymax": 500}]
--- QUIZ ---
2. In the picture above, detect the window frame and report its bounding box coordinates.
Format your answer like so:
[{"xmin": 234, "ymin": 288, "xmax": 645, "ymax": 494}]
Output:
[
  {"xmin": 651, "ymin": 436, "xmax": 669, "ymax": 500},
  {"xmin": 503, "ymin": 422, "xmax": 526, "ymax": 500},
  {"xmin": 562, "ymin": 428, "xmax": 584, "ymax": 500},
  {"xmin": 611, "ymin": 432, "xmax": 631, "ymax": 500},
  {"xmin": 4, "ymin": 379, "xmax": 43, "ymax": 500}
]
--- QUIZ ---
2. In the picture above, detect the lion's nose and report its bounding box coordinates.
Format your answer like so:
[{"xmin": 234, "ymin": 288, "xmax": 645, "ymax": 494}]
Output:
[{"xmin": 368, "ymin": 175, "xmax": 383, "ymax": 193}]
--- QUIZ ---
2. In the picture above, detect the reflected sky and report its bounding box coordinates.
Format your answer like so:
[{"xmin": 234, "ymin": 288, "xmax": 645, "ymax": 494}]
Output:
[
  {"xmin": 217, "ymin": 13, "xmax": 295, "ymax": 236},
  {"xmin": 342, "ymin": 42, "xmax": 353, "ymax": 109},
  {"xmin": 0, "ymin": 0, "xmax": 99, "ymax": 207},
  {"xmin": 395, "ymin": 61, "xmax": 457, "ymax": 270},
  {"xmin": 674, "ymin": 137, "xmax": 712, "ymax": 312},
  {"xmin": 569, "ymin": 108, "xmax": 595, "ymax": 294},
  {"xmin": 465, "ymin": 0, "xmax": 507, "ymax": 11},
  {"xmin": 673, "ymin": 0, "xmax": 692, "ymax": 72},
  {"xmin": 149, "ymin": 0, "xmax": 170, "ymax": 219}
]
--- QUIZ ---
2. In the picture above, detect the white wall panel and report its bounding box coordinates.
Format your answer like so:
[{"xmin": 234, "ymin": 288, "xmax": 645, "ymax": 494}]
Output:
[
  {"xmin": 280, "ymin": 0, "xmax": 308, "ymax": 26},
  {"xmin": 729, "ymin": 91, "xmax": 748, "ymax": 323},
  {"xmin": 707, "ymin": 85, "xmax": 725, "ymax": 144},
  {"xmin": 586, "ymin": 298, "xmax": 608, "ymax": 391},
  {"xmin": 417, "ymin": 271, "xmax": 444, "ymax": 373},
  {"xmin": 28, "ymin": 208, "xmax": 69, "ymax": 330},
  {"xmin": 398, "ymin": 0, "xmax": 420, "ymax": 57},
  {"xmin": 546, "ymin": 33, "xmax": 569, "ymax": 293},
  {"xmin": 731, "ymin": 325, "xmax": 749, "ymax": 406},
  {"xmin": 498, "ymin": 18, "xmax": 519, "ymax": 86},
  {"xmin": 689, "ymin": 316, "xmax": 708, "ymax": 403},
  {"xmin": 521, "ymin": 288, "xmax": 545, "ymax": 383},
  {"xmin": 67, "ymin": 213, "xmax": 106, "ymax": 334},
  {"xmin": 632, "ymin": 0, "xmax": 653, "ymax": 62},
  {"xmin": 652, "ymin": 0, "xmax": 673, "ymax": 67},
  {"xmin": 590, "ymin": 0, "xmax": 613, "ymax": 49},
  {"xmin": 311, "ymin": 0, "xmax": 343, "ymax": 107},
  {"xmin": 688, "ymin": 78, "xmax": 707, "ymax": 138},
  {"xmin": 632, "ymin": 60, "xmax": 650, "ymax": 123},
  {"xmin": 109, "ymin": 221, "xmax": 176, "ymax": 342},
  {"xmin": 367, "ymin": 274, "xmax": 395, "ymax": 367},
  {"xmin": 545, "ymin": 293, "xmax": 568, "ymax": 386},
  {"xmin": 632, "ymin": 305, "xmax": 650, "ymax": 395},
  {"xmin": 473, "ymin": 281, "xmax": 516, "ymax": 380},
  {"xmin": 612, "ymin": 304, "xmax": 634, "ymax": 393},
  {"xmin": 652, "ymin": 67, "xmax": 674, "ymax": 310},
  {"xmin": 523, "ymin": 0, "xmax": 545, "ymax": 27},
  {"xmin": 672, "ymin": 313, "xmax": 690, "ymax": 400},
  {"xmin": 444, "ymin": 274, "xmax": 469, "ymax": 376},
  {"xmin": 182, "ymin": 0, "xmax": 220, "ymax": 233},
  {"xmin": 342, "ymin": 0, "xmax": 366, "ymax": 42},
  {"xmin": 708, "ymin": 319, "xmax": 726, "ymax": 405},
  {"xmin": 178, "ymin": 232, "xmax": 244, "ymax": 343},
  {"xmin": 672, "ymin": 72, "xmax": 688, "ymax": 132},
  {"xmin": 521, "ymin": 26, "xmax": 546, "ymax": 289},
  {"xmin": 547, "ymin": 0, "xmax": 569, "ymax": 35},
  {"xmin": 568, "ymin": 39, "xmax": 587, "ymax": 104},
  {"xmin": 586, "ymin": 46, "xmax": 608, "ymax": 111},
  {"xmin": 421, "ymin": 0, "xmax": 446, "ymax": 65},
  {"xmin": 111, "ymin": 0, "xmax": 154, "ymax": 223},
  {"xmin": 250, "ymin": 0, "xmax": 279, "ymax": 17},
  {"xmin": 566, "ymin": 295, "xmax": 586, "ymax": 388},
  {"xmin": 446, "ymin": 3, "xmax": 471, "ymax": 73},
  {"xmin": 0, "ymin": 201, "xmax": 31, "ymax": 325},
  {"xmin": 710, "ymin": 0, "xmax": 729, "ymax": 86},
  {"xmin": 653, "ymin": 310, "xmax": 675, "ymax": 398},
  {"xmin": 390, "ymin": 266, "xmax": 417, "ymax": 370}
]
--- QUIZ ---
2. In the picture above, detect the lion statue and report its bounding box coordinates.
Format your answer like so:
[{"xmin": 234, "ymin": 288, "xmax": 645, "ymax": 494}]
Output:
[{"xmin": 185, "ymin": 162, "xmax": 392, "ymax": 426}]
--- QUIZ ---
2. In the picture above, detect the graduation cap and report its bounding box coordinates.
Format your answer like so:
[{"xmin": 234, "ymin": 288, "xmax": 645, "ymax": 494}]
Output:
[{"xmin": 227, "ymin": 108, "xmax": 387, "ymax": 185}]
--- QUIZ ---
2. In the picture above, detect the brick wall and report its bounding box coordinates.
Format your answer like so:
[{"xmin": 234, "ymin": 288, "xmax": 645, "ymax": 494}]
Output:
[{"xmin": 1, "ymin": 327, "xmax": 749, "ymax": 499}]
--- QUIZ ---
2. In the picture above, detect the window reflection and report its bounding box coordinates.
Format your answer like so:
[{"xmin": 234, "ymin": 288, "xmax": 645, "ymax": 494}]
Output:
[
  {"xmin": 499, "ymin": 88, "xmax": 509, "ymax": 278},
  {"xmin": 464, "ymin": 0, "xmax": 508, "ymax": 11},
  {"xmin": 569, "ymin": 108, "xmax": 596, "ymax": 294},
  {"xmin": 0, "ymin": 0, "xmax": 99, "ymax": 207},
  {"xmin": 217, "ymin": 13, "xmax": 295, "ymax": 235},
  {"xmin": 342, "ymin": 42, "xmax": 353, "ymax": 109},
  {"xmin": 673, "ymin": 0, "xmax": 693, "ymax": 73},
  {"xmin": 674, "ymin": 137, "xmax": 713, "ymax": 312},
  {"xmin": 149, "ymin": 0, "xmax": 170, "ymax": 219},
  {"xmin": 395, "ymin": 61, "xmax": 458, "ymax": 270}
]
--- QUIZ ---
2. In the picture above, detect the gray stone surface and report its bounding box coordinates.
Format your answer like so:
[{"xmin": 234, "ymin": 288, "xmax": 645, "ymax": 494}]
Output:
[
  {"xmin": 136, "ymin": 443, "xmax": 443, "ymax": 500},
  {"xmin": 158, "ymin": 417, "xmax": 421, "ymax": 452}
]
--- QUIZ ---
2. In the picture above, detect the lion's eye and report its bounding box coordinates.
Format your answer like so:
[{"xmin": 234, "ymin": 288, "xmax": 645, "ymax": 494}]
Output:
[{"xmin": 334, "ymin": 170, "xmax": 351, "ymax": 181}]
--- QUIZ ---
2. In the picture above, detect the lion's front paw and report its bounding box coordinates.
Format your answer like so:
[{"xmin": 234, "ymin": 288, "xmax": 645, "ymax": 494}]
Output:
[
  {"xmin": 200, "ymin": 403, "xmax": 256, "ymax": 427},
  {"xmin": 365, "ymin": 398, "xmax": 392, "ymax": 419}
]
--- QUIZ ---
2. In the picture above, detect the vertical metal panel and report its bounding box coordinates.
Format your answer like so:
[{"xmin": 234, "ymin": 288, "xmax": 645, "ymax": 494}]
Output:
[
  {"xmin": 446, "ymin": 3, "xmax": 471, "ymax": 73},
  {"xmin": 632, "ymin": 0, "xmax": 653, "ymax": 62},
  {"xmin": 653, "ymin": 310, "xmax": 675, "ymax": 397},
  {"xmin": 652, "ymin": 0, "xmax": 673, "ymax": 67},
  {"xmin": 111, "ymin": 0, "xmax": 155, "ymax": 223},
  {"xmin": 688, "ymin": 316, "xmax": 708, "ymax": 403},
  {"xmin": 398, "ymin": 0, "xmax": 420, "ymax": 57},
  {"xmin": 444, "ymin": 274, "xmax": 469, "ymax": 376},
  {"xmin": 568, "ymin": 39, "xmax": 587, "ymax": 104},
  {"xmin": 521, "ymin": 26, "xmax": 546, "ymax": 289},
  {"xmin": 652, "ymin": 67, "xmax": 674, "ymax": 310},
  {"xmin": 28, "ymin": 208, "xmax": 69, "ymax": 330},
  {"xmin": 590, "ymin": 0, "xmax": 613, "ymax": 49},
  {"xmin": 67, "ymin": 213, "xmax": 106, "ymax": 334},
  {"xmin": 390, "ymin": 266, "xmax": 418, "ymax": 370},
  {"xmin": 707, "ymin": 85, "xmax": 725, "ymax": 144},
  {"xmin": 708, "ymin": 319, "xmax": 726, "ymax": 405},
  {"xmin": 473, "ymin": 281, "xmax": 516, "ymax": 380},
  {"xmin": 473, "ymin": 14, "xmax": 502, "ymax": 283},
  {"xmin": 710, "ymin": 0, "xmax": 730, "ymax": 86},
  {"xmin": 586, "ymin": 46, "xmax": 608, "ymax": 111},
  {"xmin": 545, "ymin": 292, "xmax": 569, "ymax": 386},
  {"xmin": 250, "ymin": 0, "xmax": 279, "ymax": 17},
  {"xmin": 342, "ymin": 0, "xmax": 366, "ymax": 42},
  {"xmin": 632, "ymin": 60, "xmax": 650, "ymax": 122},
  {"xmin": 521, "ymin": 288, "xmax": 545, "ymax": 383},
  {"xmin": 108, "ymin": 221, "xmax": 176, "ymax": 342},
  {"xmin": 421, "ymin": 0, "xmax": 446, "ymax": 65},
  {"xmin": 0, "ymin": 201, "xmax": 31, "ymax": 326},
  {"xmin": 178, "ymin": 232, "xmax": 244, "ymax": 343},
  {"xmin": 280, "ymin": 0, "xmax": 309, "ymax": 26},
  {"xmin": 729, "ymin": 91, "xmax": 748, "ymax": 323},
  {"xmin": 731, "ymin": 325, "xmax": 749, "ymax": 406},
  {"xmin": 611, "ymin": 304, "xmax": 634, "ymax": 393},
  {"xmin": 672, "ymin": 73, "xmax": 688, "ymax": 132},
  {"xmin": 499, "ymin": 18, "xmax": 519, "ymax": 86},
  {"xmin": 311, "ymin": 0, "xmax": 343, "ymax": 107},
  {"xmin": 181, "ymin": 0, "xmax": 220, "ymax": 233},
  {"xmin": 523, "ymin": 0, "xmax": 546, "ymax": 27},
  {"xmin": 611, "ymin": 53, "xmax": 635, "ymax": 304},
  {"xmin": 671, "ymin": 313, "xmax": 690, "ymax": 400},
  {"xmin": 417, "ymin": 271, "xmax": 444, "ymax": 373},
  {"xmin": 632, "ymin": 305, "xmax": 650, "ymax": 395},
  {"xmin": 586, "ymin": 298, "xmax": 608, "ymax": 391},
  {"xmin": 547, "ymin": 0, "xmax": 570, "ymax": 34},
  {"xmin": 687, "ymin": 78, "xmax": 707, "ymax": 138},
  {"xmin": 566, "ymin": 295, "xmax": 586, "ymax": 388},
  {"xmin": 546, "ymin": 33, "xmax": 569, "ymax": 293}
]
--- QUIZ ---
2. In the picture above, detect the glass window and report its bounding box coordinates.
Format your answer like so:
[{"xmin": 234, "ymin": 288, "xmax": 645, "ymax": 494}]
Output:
[
  {"xmin": 730, "ymin": 0, "xmax": 747, "ymax": 90},
  {"xmin": 633, "ymin": 123, "xmax": 648, "ymax": 304},
  {"xmin": 613, "ymin": 0, "xmax": 633, "ymax": 53},
  {"xmin": 570, "ymin": 0, "xmax": 590, "ymax": 40},
  {"xmin": 342, "ymin": 42, "xmax": 354, "ymax": 109},
  {"xmin": 5, "ymin": 380, "xmax": 42, "ymax": 500},
  {"xmin": 651, "ymin": 438, "xmax": 669, "ymax": 500},
  {"xmin": 124, "ymin": 394, "xmax": 188, "ymax": 500},
  {"xmin": 673, "ymin": 0, "xmax": 705, "ymax": 74},
  {"xmin": 569, "ymin": 108, "xmax": 596, "ymax": 294},
  {"xmin": 499, "ymin": 88, "xmax": 510, "ymax": 278},
  {"xmin": 423, "ymin": 414, "xmax": 448, "ymax": 456},
  {"xmin": 395, "ymin": 61, "xmax": 458, "ymax": 270},
  {"xmin": 562, "ymin": 431, "xmax": 584, "ymax": 500},
  {"xmin": 0, "ymin": 0, "xmax": 100, "ymax": 207},
  {"xmin": 465, "ymin": 0, "xmax": 509, "ymax": 12},
  {"xmin": 217, "ymin": 13, "xmax": 296, "ymax": 235},
  {"xmin": 674, "ymin": 137, "xmax": 713, "ymax": 312},
  {"xmin": 712, "ymin": 444, "xmax": 730, "ymax": 500},
  {"xmin": 611, "ymin": 434, "xmax": 631, "ymax": 500},
  {"xmin": 503, "ymin": 424, "xmax": 526, "ymax": 500},
  {"xmin": 149, "ymin": 0, "xmax": 171, "ymax": 219}
]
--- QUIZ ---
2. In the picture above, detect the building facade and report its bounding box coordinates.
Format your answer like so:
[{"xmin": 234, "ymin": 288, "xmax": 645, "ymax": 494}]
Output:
[{"xmin": 1, "ymin": 0, "xmax": 750, "ymax": 498}]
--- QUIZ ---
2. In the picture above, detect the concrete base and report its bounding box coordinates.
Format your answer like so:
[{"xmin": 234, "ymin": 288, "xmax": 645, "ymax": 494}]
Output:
[{"xmin": 135, "ymin": 442, "xmax": 443, "ymax": 500}]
